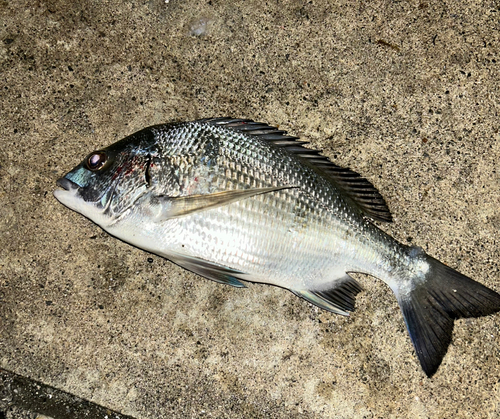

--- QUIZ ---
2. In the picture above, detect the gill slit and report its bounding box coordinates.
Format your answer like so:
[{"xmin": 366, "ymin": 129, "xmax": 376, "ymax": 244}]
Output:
[{"xmin": 145, "ymin": 153, "xmax": 152, "ymax": 187}]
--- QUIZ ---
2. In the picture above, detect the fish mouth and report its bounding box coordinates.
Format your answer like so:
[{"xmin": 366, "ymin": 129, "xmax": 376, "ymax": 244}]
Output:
[
  {"xmin": 54, "ymin": 174, "xmax": 116, "ymax": 227},
  {"xmin": 54, "ymin": 176, "xmax": 81, "ymax": 210},
  {"xmin": 56, "ymin": 177, "xmax": 79, "ymax": 191}
]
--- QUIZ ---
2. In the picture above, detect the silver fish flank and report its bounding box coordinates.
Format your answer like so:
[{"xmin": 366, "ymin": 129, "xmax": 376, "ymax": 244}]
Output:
[{"xmin": 54, "ymin": 117, "xmax": 500, "ymax": 377}]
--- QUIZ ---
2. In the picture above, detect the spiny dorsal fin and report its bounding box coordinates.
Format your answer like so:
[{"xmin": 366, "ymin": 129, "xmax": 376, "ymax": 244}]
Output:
[{"xmin": 200, "ymin": 117, "xmax": 392, "ymax": 222}]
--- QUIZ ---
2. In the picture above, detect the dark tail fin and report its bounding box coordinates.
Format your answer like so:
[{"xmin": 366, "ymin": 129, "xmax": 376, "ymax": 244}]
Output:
[{"xmin": 397, "ymin": 254, "xmax": 500, "ymax": 377}]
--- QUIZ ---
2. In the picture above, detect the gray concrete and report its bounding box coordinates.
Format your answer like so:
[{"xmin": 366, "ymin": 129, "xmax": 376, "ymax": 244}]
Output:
[{"xmin": 1, "ymin": 0, "xmax": 500, "ymax": 417}]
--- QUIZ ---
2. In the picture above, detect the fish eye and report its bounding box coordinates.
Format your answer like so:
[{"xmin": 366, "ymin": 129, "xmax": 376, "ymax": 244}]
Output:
[{"xmin": 86, "ymin": 152, "xmax": 107, "ymax": 171}]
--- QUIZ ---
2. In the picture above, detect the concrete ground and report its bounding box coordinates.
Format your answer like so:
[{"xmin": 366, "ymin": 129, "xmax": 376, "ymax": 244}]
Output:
[{"xmin": 1, "ymin": 0, "xmax": 500, "ymax": 417}]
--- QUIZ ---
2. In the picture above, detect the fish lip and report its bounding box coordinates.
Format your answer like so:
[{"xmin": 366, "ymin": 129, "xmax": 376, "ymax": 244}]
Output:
[
  {"xmin": 54, "ymin": 176, "xmax": 81, "ymax": 207},
  {"xmin": 56, "ymin": 177, "xmax": 78, "ymax": 191}
]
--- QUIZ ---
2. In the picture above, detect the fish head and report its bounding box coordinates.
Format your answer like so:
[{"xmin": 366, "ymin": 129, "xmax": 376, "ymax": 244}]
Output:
[{"xmin": 54, "ymin": 134, "xmax": 153, "ymax": 227}]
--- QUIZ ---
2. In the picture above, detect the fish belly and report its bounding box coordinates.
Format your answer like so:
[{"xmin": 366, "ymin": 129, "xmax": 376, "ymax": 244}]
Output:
[{"xmin": 145, "ymin": 191, "xmax": 390, "ymax": 291}]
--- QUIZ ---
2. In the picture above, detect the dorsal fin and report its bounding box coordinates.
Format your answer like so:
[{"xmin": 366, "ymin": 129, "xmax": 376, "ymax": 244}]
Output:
[{"xmin": 200, "ymin": 117, "xmax": 392, "ymax": 223}]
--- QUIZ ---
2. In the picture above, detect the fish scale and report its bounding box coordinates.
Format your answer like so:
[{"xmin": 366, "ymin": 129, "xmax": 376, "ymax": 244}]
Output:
[{"xmin": 54, "ymin": 117, "xmax": 500, "ymax": 377}]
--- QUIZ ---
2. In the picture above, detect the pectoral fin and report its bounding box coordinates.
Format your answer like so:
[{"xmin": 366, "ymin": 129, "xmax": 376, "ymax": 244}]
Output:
[{"xmin": 155, "ymin": 186, "xmax": 290, "ymax": 221}]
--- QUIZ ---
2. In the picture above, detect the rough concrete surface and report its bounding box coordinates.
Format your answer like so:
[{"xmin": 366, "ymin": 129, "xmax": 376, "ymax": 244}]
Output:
[{"xmin": 1, "ymin": 0, "xmax": 500, "ymax": 417}]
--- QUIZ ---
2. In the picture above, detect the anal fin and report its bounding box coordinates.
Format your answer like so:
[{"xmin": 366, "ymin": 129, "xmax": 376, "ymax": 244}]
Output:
[{"xmin": 292, "ymin": 275, "xmax": 363, "ymax": 316}]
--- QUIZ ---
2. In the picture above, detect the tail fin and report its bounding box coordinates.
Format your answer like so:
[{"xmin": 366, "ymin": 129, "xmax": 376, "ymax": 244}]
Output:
[{"xmin": 397, "ymin": 253, "xmax": 500, "ymax": 377}]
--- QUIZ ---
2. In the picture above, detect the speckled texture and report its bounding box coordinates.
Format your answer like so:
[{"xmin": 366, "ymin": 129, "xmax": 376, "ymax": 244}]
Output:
[{"xmin": 1, "ymin": 0, "xmax": 499, "ymax": 418}]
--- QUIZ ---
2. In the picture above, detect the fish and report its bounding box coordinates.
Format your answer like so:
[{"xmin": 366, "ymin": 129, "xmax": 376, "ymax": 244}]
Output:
[{"xmin": 54, "ymin": 117, "xmax": 500, "ymax": 377}]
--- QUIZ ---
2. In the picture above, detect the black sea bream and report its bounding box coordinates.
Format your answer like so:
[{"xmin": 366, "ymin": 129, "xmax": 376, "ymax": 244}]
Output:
[{"xmin": 54, "ymin": 118, "xmax": 500, "ymax": 376}]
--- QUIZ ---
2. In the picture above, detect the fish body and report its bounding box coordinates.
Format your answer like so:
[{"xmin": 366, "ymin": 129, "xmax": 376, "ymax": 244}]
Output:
[{"xmin": 54, "ymin": 118, "xmax": 500, "ymax": 376}]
